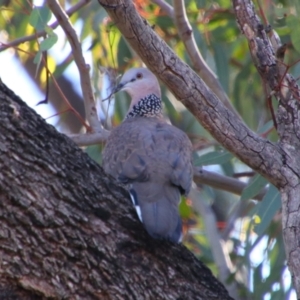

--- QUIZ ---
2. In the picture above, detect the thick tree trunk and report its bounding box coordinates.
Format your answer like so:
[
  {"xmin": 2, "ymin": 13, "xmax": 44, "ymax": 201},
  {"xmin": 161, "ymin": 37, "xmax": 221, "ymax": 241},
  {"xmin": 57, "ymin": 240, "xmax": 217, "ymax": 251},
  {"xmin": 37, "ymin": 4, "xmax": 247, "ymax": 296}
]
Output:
[
  {"xmin": 98, "ymin": 0, "xmax": 300, "ymax": 296},
  {"xmin": 232, "ymin": 0, "xmax": 300, "ymax": 296},
  {"xmin": 0, "ymin": 82, "xmax": 233, "ymax": 299}
]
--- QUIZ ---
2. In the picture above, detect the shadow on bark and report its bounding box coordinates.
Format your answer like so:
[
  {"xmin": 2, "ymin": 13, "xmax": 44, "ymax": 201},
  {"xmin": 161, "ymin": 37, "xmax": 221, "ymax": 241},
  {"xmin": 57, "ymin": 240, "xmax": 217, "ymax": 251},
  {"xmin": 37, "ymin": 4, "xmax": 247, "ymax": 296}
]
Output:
[{"xmin": 0, "ymin": 81, "xmax": 233, "ymax": 299}]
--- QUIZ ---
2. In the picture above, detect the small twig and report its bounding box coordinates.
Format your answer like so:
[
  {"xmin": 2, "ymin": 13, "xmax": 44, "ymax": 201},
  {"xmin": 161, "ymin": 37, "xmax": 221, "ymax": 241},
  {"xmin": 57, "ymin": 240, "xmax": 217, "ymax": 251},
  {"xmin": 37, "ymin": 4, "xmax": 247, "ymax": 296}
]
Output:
[
  {"xmin": 46, "ymin": 65, "xmax": 89, "ymax": 128},
  {"xmin": 47, "ymin": 0, "xmax": 103, "ymax": 133},
  {"xmin": 267, "ymin": 94, "xmax": 277, "ymax": 130},
  {"xmin": 171, "ymin": 0, "xmax": 241, "ymax": 120},
  {"xmin": 69, "ymin": 132, "xmax": 110, "ymax": 146},
  {"xmin": 232, "ymin": 171, "xmax": 255, "ymax": 178},
  {"xmin": 36, "ymin": 51, "xmax": 50, "ymax": 106}
]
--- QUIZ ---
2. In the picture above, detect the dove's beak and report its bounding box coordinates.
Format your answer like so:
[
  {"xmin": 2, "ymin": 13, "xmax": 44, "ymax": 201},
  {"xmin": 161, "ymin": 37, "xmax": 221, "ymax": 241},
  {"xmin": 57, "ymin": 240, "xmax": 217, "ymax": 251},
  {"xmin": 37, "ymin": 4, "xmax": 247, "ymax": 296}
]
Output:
[{"xmin": 113, "ymin": 82, "xmax": 126, "ymax": 94}]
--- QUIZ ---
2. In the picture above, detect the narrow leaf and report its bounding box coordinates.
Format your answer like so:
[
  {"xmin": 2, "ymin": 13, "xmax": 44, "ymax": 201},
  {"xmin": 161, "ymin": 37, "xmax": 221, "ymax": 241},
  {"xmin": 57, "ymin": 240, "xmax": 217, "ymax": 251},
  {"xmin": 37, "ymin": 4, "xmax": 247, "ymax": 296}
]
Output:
[
  {"xmin": 257, "ymin": 120, "xmax": 274, "ymax": 135},
  {"xmin": 241, "ymin": 174, "xmax": 268, "ymax": 201},
  {"xmin": 29, "ymin": 6, "xmax": 52, "ymax": 31},
  {"xmin": 194, "ymin": 151, "xmax": 233, "ymax": 166},
  {"xmin": 40, "ymin": 33, "xmax": 58, "ymax": 51},
  {"xmin": 33, "ymin": 50, "xmax": 42, "ymax": 65},
  {"xmin": 253, "ymin": 185, "xmax": 281, "ymax": 236},
  {"xmin": 286, "ymin": 15, "xmax": 300, "ymax": 54}
]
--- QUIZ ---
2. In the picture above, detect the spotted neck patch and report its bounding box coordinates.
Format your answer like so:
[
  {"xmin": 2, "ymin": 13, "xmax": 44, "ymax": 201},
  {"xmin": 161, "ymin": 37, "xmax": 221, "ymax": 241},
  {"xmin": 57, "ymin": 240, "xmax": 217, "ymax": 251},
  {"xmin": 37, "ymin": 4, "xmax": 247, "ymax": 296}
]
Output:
[{"xmin": 126, "ymin": 94, "xmax": 162, "ymax": 118}]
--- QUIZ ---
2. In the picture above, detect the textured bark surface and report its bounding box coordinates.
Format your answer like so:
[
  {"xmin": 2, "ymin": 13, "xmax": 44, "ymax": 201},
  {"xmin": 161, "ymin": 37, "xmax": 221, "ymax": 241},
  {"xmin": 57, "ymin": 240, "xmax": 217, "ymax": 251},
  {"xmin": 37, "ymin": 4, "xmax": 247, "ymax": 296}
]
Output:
[
  {"xmin": 0, "ymin": 82, "xmax": 233, "ymax": 299},
  {"xmin": 232, "ymin": 0, "xmax": 300, "ymax": 296},
  {"xmin": 98, "ymin": 0, "xmax": 300, "ymax": 296}
]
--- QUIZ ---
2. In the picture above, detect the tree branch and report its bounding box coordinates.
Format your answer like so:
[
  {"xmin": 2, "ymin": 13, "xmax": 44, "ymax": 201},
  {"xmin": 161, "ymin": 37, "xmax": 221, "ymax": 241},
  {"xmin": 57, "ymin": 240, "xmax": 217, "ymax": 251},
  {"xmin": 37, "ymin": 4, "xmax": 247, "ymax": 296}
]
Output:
[
  {"xmin": 98, "ymin": 0, "xmax": 284, "ymax": 187},
  {"xmin": 152, "ymin": 0, "xmax": 241, "ymax": 120},
  {"xmin": 151, "ymin": 0, "xmax": 174, "ymax": 18},
  {"xmin": 172, "ymin": 0, "xmax": 240, "ymax": 120},
  {"xmin": 193, "ymin": 167, "xmax": 266, "ymax": 201},
  {"xmin": 69, "ymin": 132, "xmax": 109, "ymax": 145},
  {"xmin": 47, "ymin": 0, "xmax": 105, "ymax": 134}
]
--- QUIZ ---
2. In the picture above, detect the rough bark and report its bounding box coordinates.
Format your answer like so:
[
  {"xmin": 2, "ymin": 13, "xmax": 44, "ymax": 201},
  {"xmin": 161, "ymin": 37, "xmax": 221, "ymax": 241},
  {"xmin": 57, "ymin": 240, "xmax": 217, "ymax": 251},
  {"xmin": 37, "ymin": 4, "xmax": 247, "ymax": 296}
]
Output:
[
  {"xmin": 98, "ymin": 0, "xmax": 300, "ymax": 296},
  {"xmin": 0, "ymin": 82, "xmax": 233, "ymax": 299},
  {"xmin": 232, "ymin": 0, "xmax": 300, "ymax": 296}
]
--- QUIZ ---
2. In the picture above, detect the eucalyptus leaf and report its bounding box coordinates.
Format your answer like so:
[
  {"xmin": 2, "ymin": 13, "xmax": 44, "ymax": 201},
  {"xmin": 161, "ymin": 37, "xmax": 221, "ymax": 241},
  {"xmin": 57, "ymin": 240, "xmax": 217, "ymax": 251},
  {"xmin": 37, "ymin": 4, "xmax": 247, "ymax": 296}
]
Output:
[
  {"xmin": 257, "ymin": 120, "xmax": 274, "ymax": 135},
  {"xmin": 253, "ymin": 185, "xmax": 281, "ymax": 236},
  {"xmin": 40, "ymin": 33, "xmax": 58, "ymax": 51},
  {"xmin": 241, "ymin": 174, "xmax": 268, "ymax": 201},
  {"xmin": 286, "ymin": 15, "xmax": 300, "ymax": 54},
  {"xmin": 29, "ymin": 6, "xmax": 52, "ymax": 31},
  {"xmin": 33, "ymin": 50, "xmax": 42, "ymax": 65},
  {"xmin": 194, "ymin": 151, "xmax": 233, "ymax": 166}
]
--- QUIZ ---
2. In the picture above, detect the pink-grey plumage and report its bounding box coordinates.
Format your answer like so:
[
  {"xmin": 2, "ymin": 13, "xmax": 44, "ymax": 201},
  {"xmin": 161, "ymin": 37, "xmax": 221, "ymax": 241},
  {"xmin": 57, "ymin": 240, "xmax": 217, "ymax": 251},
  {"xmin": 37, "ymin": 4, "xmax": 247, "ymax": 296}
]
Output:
[{"xmin": 102, "ymin": 68, "xmax": 193, "ymax": 242}]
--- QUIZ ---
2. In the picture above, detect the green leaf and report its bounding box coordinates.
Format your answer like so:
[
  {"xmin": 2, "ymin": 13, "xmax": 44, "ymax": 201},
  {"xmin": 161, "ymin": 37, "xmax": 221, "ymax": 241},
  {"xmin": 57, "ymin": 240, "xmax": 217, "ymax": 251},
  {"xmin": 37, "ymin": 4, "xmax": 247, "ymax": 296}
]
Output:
[
  {"xmin": 253, "ymin": 185, "xmax": 281, "ymax": 236},
  {"xmin": 257, "ymin": 120, "xmax": 274, "ymax": 135},
  {"xmin": 40, "ymin": 32, "xmax": 58, "ymax": 51},
  {"xmin": 117, "ymin": 36, "xmax": 133, "ymax": 69},
  {"xmin": 179, "ymin": 197, "xmax": 192, "ymax": 218},
  {"xmin": 286, "ymin": 15, "xmax": 300, "ymax": 54},
  {"xmin": 33, "ymin": 50, "xmax": 42, "ymax": 65},
  {"xmin": 33, "ymin": 50, "xmax": 42, "ymax": 77},
  {"xmin": 220, "ymin": 160, "xmax": 234, "ymax": 177},
  {"xmin": 240, "ymin": 174, "xmax": 268, "ymax": 201},
  {"xmin": 194, "ymin": 151, "xmax": 233, "ymax": 166},
  {"xmin": 212, "ymin": 42, "xmax": 230, "ymax": 94},
  {"xmin": 29, "ymin": 6, "xmax": 52, "ymax": 31},
  {"xmin": 85, "ymin": 145, "xmax": 103, "ymax": 164}
]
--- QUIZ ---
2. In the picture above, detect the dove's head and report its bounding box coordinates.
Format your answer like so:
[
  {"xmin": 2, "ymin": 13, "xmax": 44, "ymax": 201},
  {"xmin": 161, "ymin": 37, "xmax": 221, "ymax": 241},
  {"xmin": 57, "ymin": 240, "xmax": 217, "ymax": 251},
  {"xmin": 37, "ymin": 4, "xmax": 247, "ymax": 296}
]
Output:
[{"xmin": 114, "ymin": 68, "xmax": 161, "ymax": 108}]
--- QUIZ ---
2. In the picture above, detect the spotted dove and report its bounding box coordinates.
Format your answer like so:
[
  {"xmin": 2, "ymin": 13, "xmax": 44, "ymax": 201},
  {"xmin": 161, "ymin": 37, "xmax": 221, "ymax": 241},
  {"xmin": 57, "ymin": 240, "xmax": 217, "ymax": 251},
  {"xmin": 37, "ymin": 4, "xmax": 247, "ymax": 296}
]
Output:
[{"xmin": 102, "ymin": 68, "xmax": 193, "ymax": 243}]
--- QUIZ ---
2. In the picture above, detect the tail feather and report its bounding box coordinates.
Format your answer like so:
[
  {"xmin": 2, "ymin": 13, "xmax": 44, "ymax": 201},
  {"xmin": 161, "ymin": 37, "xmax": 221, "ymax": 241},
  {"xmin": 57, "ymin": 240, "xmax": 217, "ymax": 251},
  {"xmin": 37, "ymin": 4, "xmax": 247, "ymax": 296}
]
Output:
[
  {"xmin": 129, "ymin": 188, "xmax": 142, "ymax": 222},
  {"xmin": 129, "ymin": 183, "xmax": 182, "ymax": 243}
]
